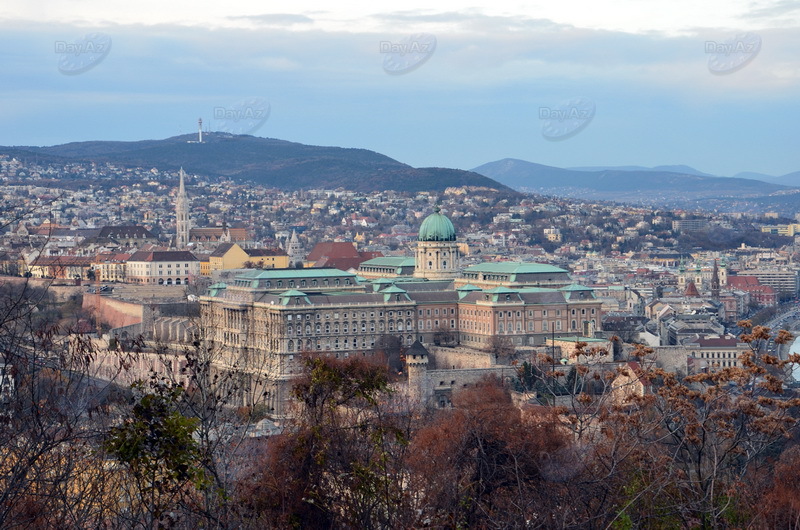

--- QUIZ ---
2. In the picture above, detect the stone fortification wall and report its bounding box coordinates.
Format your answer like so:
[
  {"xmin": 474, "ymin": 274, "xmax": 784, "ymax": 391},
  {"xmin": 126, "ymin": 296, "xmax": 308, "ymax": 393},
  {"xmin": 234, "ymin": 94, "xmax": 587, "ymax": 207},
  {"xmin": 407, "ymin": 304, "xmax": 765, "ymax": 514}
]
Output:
[
  {"xmin": 427, "ymin": 346, "xmax": 495, "ymax": 369},
  {"xmin": 83, "ymin": 293, "xmax": 144, "ymax": 330},
  {"xmin": 650, "ymin": 345, "xmax": 690, "ymax": 374},
  {"xmin": 0, "ymin": 276, "xmax": 82, "ymax": 302},
  {"xmin": 418, "ymin": 366, "xmax": 519, "ymax": 406}
]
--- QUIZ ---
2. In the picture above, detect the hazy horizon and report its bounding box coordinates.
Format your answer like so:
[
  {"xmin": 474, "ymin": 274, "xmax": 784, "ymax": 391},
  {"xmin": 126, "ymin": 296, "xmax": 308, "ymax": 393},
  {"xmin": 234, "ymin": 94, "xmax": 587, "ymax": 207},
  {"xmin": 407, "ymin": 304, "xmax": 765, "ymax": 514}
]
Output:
[{"xmin": 1, "ymin": 0, "xmax": 798, "ymax": 178}]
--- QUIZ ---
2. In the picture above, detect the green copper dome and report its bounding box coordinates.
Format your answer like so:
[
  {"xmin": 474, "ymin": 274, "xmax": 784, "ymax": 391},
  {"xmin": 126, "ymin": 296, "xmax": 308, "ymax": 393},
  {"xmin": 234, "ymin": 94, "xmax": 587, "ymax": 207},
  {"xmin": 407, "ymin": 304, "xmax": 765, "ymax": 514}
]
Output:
[{"xmin": 418, "ymin": 206, "xmax": 456, "ymax": 242}]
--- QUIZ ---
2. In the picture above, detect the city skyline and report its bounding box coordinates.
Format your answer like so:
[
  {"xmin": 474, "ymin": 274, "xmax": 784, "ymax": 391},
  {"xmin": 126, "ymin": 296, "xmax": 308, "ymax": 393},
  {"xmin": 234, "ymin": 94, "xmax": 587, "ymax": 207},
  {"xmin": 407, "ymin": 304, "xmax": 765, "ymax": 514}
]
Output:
[{"xmin": 0, "ymin": 1, "xmax": 798, "ymax": 177}]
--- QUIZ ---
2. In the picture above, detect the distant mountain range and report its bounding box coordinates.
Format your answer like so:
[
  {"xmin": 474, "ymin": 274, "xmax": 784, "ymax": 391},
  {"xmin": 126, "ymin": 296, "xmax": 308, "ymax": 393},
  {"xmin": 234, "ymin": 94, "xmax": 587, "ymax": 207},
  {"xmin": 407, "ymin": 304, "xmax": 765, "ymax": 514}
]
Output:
[
  {"xmin": 5, "ymin": 134, "xmax": 800, "ymax": 213},
  {"xmin": 1, "ymin": 133, "xmax": 512, "ymax": 194},
  {"xmin": 568, "ymin": 164, "xmax": 717, "ymax": 178},
  {"xmin": 568, "ymin": 164, "xmax": 800, "ymax": 186},
  {"xmin": 472, "ymin": 158, "xmax": 800, "ymax": 207}
]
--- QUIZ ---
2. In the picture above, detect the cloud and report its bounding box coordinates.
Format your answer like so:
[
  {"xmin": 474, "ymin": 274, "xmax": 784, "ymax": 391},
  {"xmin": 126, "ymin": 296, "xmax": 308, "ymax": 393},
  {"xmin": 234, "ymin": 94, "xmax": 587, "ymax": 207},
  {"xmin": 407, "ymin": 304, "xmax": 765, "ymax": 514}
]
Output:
[
  {"xmin": 0, "ymin": 7, "xmax": 798, "ymax": 176},
  {"xmin": 227, "ymin": 13, "xmax": 315, "ymax": 26},
  {"xmin": 746, "ymin": 0, "xmax": 800, "ymax": 21}
]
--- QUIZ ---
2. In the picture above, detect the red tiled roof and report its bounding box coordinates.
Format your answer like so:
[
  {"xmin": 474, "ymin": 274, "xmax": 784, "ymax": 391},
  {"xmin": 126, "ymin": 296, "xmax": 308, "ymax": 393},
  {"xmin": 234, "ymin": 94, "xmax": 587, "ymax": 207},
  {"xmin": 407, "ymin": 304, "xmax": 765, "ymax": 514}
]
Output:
[
  {"xmin": 727, "ymin": 275, "xmax": 759, "ymax": 288},
  {"xmin": 189, "ymin": 228, "xmax": 249, "ymax": 241},
  {"xmin": 693, "ymin": 336, "xmax": 739, "ymax": 347},
  {"xmin": 31, "ymin": 256, "xmax": 94, "ymax": 266},
  {"xmin": 307, "ymin": 242, "xmax": 360, "ymax": 261},
  {"xmin": 314, "ymin": 256, "xmax": 367, "ymax": 270},
  {"xmin": 684, "ymin": 281, "xmax": 700, "ymax": 297}
]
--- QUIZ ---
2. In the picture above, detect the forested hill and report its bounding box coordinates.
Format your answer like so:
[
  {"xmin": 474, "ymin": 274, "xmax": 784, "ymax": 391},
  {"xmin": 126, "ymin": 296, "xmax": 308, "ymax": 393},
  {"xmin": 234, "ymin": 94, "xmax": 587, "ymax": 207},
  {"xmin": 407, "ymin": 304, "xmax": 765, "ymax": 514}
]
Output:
[{"xmin": 3, "ymin": 133, "xmax": 513, "ymax": 193}]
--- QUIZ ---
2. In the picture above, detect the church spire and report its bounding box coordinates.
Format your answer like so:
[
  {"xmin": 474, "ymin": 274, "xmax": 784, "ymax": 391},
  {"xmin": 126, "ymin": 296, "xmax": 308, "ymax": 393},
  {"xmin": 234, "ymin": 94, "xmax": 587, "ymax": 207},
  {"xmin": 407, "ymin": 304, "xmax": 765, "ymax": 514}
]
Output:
[
  {"xmin": 711, "ymin": 259, "xmax": 720, "ymax": 301},
  {"xmin": 175, "ymin": 168, "xmax": 190, "ymax": 249}
]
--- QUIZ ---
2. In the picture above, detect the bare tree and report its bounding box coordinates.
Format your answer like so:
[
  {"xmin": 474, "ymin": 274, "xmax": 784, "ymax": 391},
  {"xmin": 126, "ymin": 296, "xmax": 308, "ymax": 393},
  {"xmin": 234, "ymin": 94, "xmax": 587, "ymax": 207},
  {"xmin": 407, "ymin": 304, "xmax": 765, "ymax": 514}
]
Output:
[{"xmin": 0, "ymin": 278, "xmax": 136, "ymax": 528}]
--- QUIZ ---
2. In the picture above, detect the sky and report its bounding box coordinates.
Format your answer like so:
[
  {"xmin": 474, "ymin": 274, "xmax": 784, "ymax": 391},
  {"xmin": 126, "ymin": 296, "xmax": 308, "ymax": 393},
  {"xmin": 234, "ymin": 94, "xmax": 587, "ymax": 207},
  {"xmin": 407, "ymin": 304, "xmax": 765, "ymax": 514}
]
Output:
[{"xmin": 0, "ymin": 0, "xmax": 799, "ymax": 178}]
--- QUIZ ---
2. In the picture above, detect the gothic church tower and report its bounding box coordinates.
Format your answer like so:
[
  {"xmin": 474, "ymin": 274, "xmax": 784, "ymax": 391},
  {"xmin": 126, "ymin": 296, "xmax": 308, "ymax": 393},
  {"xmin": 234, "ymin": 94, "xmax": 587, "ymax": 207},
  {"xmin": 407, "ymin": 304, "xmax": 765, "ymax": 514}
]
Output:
[{"xmin": 176, "ymin": 168, "xmax": 190, "ymax": 249}]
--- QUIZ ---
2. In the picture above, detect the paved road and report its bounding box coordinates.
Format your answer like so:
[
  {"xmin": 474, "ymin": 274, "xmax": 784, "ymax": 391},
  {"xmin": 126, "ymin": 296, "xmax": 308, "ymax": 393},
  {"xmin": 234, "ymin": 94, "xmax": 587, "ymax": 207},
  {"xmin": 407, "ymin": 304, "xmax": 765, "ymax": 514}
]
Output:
[{"xmin": 766, "ymin": 304, "xmax": 800, "ymax": 361}]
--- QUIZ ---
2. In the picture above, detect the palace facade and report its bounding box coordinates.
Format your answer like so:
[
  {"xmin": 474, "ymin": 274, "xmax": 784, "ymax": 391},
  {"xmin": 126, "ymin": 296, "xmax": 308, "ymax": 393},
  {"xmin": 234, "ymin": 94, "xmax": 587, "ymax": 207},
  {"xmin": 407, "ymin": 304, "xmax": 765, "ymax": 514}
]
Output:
[{"xmin": 199, "ymin": 208, "xmax": 603, "ymax": 417}]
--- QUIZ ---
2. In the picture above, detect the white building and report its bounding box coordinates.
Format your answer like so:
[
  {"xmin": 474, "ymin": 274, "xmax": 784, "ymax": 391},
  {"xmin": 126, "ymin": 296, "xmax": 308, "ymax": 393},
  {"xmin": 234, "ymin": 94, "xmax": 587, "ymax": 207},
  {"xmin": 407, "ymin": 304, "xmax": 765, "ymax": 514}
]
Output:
[{"xmin": 126, "ymin": 250, "xmax": 200, "ymax": 285}]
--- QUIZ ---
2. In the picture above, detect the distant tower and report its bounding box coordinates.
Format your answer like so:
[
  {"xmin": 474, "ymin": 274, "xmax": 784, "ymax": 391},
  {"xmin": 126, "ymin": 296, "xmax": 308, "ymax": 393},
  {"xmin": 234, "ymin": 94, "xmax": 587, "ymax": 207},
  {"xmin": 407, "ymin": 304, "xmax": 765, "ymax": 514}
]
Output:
[
  {"xmin": 414, "ymin": 206, "xmax": 460, "ymax": 280},
  {"xmin": 287, "ymin": 230, "xmax": 304, "ymax": 266},
  {"xmin": 198, "ymin": 118, "xmax": 203, "ymax": 143},
  {"xmin": 175, "ymin": 168, "xmax": 190, "ymax": 249},
  {"xmin": 711, "ymin": 259, "xmax": 720, "ymax": 301},
  {"xmin": 405, "ymin": 340, "xmax": 430, "ymax": 404},
  {"xmin": 220, "ymin": 220, "xmax": 231, "ymax": 243}
]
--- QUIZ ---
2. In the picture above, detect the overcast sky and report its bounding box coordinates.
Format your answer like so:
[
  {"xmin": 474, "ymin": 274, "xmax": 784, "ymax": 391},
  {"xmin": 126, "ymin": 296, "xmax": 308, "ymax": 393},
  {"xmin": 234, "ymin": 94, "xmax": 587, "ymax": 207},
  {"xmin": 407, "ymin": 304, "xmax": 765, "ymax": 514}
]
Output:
[{"xmin": 1, "ymin": 0, "xmax": 798, "ymax": 177}]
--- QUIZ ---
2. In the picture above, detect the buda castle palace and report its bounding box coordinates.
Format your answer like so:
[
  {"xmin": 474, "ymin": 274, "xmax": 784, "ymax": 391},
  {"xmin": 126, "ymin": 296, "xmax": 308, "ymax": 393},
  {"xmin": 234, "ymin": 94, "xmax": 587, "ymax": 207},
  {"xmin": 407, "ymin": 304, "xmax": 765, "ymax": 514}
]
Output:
[{"xmin": 200, "ymin": 207, "xmax": 603, "ymax": 417}]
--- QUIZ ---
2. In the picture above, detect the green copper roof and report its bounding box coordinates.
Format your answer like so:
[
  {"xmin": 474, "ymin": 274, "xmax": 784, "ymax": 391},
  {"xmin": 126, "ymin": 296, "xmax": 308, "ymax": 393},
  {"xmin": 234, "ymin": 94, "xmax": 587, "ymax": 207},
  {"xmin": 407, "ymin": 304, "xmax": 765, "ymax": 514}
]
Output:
[
  {"xmin": 237, "ymin": 268, "xmax": 355, "ymax": 280},
  {"xmin": 464, "ymin": 262, "xmax": 567, "ymax": 274},
  {"xmin": 559, "ymin": 284, "xmax": 593, "ymax": 291},
  {"xmin": 483, "ymin": 286, "xmax": 518, "ymax": 294},
  {"xmin": 418, "ymin": 206, "xmax": 456, "ymax": 242},
  {"xmin": 277, "ymin": 289, "xmax": 308, "ymax": 297},
  {"xmin": 361, "ymin": 257, "xmax": 415, "ymax": 268},
  {"xmin": 457, "ymin": 283, "xmax": 482, "ymax": 299},
  {"xmin": 278, "ymin": 289, "xmax": 311, "ymax": 305}
]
